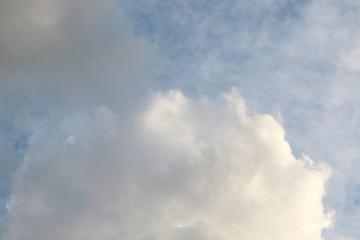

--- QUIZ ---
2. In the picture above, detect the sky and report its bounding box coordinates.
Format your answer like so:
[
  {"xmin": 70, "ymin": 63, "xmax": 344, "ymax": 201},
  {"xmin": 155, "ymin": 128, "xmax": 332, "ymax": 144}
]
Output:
[{"xmin": 0, "ymin": 0, "xmax": 360, "ymax": 239}]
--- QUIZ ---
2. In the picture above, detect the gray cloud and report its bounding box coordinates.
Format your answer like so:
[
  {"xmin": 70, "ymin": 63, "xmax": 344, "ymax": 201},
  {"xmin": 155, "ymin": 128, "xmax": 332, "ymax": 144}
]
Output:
[
  {"xmin": 0, "ymin": 0, "xmax": 157, "ymax": 228},
  {"xmin": 0, "ymin": 0, "xmax": 156, "ymax": 109}
]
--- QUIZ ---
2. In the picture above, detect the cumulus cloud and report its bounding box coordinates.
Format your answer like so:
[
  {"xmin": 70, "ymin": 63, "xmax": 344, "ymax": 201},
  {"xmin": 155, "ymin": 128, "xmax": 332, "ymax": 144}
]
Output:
[{"xmin": 1, "ymin": 89, "xmax": 332, "ymax": 240}]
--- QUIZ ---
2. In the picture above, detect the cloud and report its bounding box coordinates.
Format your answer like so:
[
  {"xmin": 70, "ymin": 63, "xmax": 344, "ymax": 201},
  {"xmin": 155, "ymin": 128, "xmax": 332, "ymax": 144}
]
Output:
[
  {"xmin": 1, "ymin": 89, "xmax": 332, "ymax": 240},
  {"xmin": 0, "ymin": 0, "xmax": 157, "ymax": 212},
  {"xmin": 3, "ymin": 1, "xmax": 355, "ymax": 239},
  {"xmin": 0, "ymin": 0, "xmax": 156, "ymax": 109}
]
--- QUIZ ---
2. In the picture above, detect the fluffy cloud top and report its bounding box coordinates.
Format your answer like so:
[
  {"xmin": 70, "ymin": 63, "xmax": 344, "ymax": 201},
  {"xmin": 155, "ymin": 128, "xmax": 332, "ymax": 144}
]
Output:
[{"xmin": 1, "ymin": 89, "xmax": 332, "ymax": 240}]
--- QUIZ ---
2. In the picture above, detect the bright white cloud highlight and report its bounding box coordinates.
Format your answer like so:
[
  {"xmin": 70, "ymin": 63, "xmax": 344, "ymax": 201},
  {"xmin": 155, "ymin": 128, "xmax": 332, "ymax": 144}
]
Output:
[{"xmin": 1, "ymin": 89, "xmax": 332, "ymax": 240}]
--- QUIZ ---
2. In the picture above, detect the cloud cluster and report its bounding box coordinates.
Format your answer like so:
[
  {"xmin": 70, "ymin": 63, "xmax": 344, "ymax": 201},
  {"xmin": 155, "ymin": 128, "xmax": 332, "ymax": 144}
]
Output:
[
  {"xmin": 0, "ymin": 1, "xmax": 344, "ymax": 239},
  {"xmin": 1, "ymin": 89, "xmax": 332, "ymax": 240}
]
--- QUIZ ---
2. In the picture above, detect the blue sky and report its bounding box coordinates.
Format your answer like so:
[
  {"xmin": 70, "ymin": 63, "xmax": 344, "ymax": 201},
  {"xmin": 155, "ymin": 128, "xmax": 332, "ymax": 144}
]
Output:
[{"xmin": 1, "ymin": 0, "xmax": 360, "ymax": 239}]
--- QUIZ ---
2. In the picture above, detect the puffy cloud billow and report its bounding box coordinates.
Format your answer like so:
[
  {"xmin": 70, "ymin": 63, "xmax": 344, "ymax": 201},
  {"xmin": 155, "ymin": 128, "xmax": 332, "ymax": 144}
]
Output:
[{"xmin": 1, "ymin": 89, "xmax": 332, "ymax": 240}]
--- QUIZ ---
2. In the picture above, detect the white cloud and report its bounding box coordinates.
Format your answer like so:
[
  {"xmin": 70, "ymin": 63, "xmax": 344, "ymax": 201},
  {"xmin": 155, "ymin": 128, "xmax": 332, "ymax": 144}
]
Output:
[
  {"xmin": 122, "ymin": 1, "xmax": 360, "ymax": 238},
  {"xmin": 1, "ymin": 89, "xmax": 332, "ymax": 240}
]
